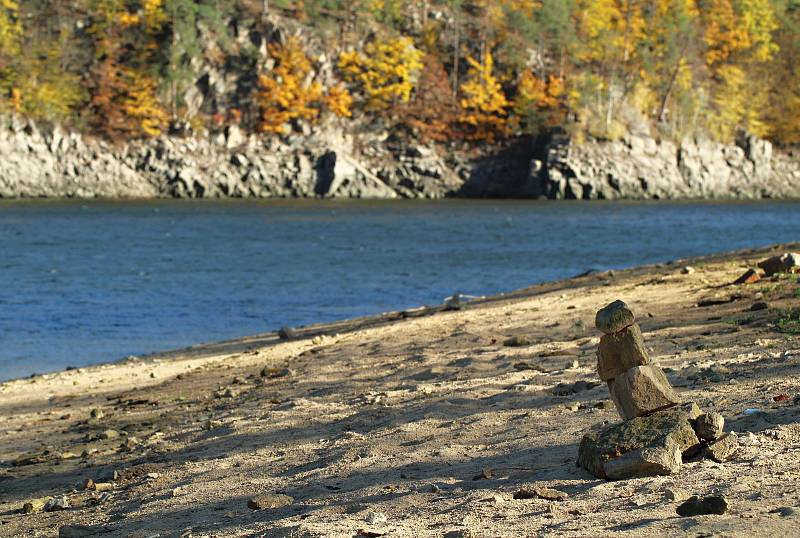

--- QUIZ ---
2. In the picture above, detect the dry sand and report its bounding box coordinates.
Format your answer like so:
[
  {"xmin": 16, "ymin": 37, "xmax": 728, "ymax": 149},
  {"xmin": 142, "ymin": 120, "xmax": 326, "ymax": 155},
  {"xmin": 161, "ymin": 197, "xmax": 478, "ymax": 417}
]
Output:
[{"xmin": 1, "ymin": 244, "xmax": 799, "ymax": 537}]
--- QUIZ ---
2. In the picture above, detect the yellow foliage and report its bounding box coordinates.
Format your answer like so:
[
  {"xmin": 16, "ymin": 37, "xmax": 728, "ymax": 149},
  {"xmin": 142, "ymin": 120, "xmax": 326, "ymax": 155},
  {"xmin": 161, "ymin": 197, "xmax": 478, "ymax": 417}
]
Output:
[
  {"xmin": 9, "ymin": 86, "xmax": 20, "ymax": 110},
  {"xmin": 257, "ymin": 37, "xmax": 323, "ymax": 134},
  {"xmin": 703, "ymin": 0, "xmax": 750, "ymax": 67},
  {"xmin": 459, "ymin": 52, "xmax": 512, "ymax": 142},
  {"xmin": 338, "ymin": 36, "xmax": 423, "ymax": 110},
  {"xmin": 575, "ymin": 0, "xmax": 646, "ymax": 65},
  {"xmin": 120, "ymin": 69, "xmax": 168, "ymax": 136},
  {"xmin": 0, "ymin": 0, "xmax": 20, "ymax": 54},
  {"xmin": 118, "ymin": 12, "xmax": 140, "ymax": 27},
  {"xmin": 739, "ymin": 0, "xmax": 779, "ymax": 62},
  {"xmin": 142, "ymin": 0, "xmax": 166, "ymax": 29},
  {"xmin": 514, "ymin": 71, "xmax": 566, "ymax": 130},
  {"xmin": 324, "ymin": 84, "xmax": 353, "ymax": 118}
]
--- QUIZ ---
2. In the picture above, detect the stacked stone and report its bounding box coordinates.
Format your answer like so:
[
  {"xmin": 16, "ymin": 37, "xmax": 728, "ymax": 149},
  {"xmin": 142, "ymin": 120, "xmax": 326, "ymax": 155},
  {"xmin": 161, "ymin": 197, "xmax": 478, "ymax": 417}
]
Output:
[{"xmin": 595, "ymin": 300, "xmax": 681, "ymax": 420}]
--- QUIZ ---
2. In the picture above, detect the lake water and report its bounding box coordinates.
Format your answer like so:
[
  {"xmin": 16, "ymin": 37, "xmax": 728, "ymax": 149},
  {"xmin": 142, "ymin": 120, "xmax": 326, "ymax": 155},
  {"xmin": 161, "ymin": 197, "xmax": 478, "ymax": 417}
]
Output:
[{"xmin": 1, "ymin": 199, "xmax": 798, "ymax": 381}]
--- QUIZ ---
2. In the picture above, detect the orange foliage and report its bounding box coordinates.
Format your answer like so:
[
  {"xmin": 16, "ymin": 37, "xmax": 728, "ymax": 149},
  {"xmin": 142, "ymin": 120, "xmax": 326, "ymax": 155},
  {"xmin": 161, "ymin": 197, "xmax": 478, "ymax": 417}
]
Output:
[
  {"xmin": 324, "ymin": 84, "xmax": 353, "ymax": 118},
  {"xmin": 257, "ymin": 37, "xmax": 323, "ymax": 134},
  {"xmin": 399, "ymin": 54, "xmax": 459, "ymax": 142}
]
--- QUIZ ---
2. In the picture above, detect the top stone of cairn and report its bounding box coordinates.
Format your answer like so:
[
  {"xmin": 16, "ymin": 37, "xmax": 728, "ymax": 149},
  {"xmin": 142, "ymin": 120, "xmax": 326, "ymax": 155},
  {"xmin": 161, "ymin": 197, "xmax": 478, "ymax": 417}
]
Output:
[{"xmin": 595, "ymin": 300, "xmax": 635, "ymax": 334}]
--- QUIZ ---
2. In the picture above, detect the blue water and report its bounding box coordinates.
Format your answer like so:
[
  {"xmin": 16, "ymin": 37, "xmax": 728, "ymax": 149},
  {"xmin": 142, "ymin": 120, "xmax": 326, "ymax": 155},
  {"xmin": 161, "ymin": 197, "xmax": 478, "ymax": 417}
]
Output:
[{"xmin": 0, "ymin": 199, "xmax": 798, "ymax": 381}]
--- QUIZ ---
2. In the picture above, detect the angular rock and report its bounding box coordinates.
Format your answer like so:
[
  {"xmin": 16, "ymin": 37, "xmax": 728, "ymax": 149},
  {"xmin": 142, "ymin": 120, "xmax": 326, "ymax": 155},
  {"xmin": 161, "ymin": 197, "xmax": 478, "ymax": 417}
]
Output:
[
  {"xmin": 703, "ymin": 432, "xmax": 738, "ymax": 462},
  {"xmin": 733, "ymin": 268, "xmax": 761, "ymax": 285},
  {"xmin": 247, "ymin": 493, "xmax": 293, "ymax": 510},
  {"xmin": 603, "ymin": 438, "xmax": 682, "ymax": 480},
  {"xmin": 578, "ymin": 405, "xmax": 700, "ymax": 479},
  {"xmin": 608, "ymin": 364, "xmax": 681, "ymax": 420},
  {"xmin": 676, "ymin": 495, "xmax": 728, "ymax": 516},
  {"xmin": 694, "ymin": 412, "xmax": 724, "ymax": 441},
  {"xmin": 758, "ymin": 253, "xmax": 800, "ymax": 276},
  {"xmin": 596, "ymin": 323, "xmax": 650, "ymax": 381},
  {"xmin": 595, "ymin": 300, "xmax": 635, "ymax": 334}
]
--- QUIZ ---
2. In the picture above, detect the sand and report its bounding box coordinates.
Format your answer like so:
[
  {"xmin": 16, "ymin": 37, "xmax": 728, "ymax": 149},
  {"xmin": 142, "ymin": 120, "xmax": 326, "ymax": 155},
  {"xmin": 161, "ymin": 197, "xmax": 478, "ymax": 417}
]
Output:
[{"xmin": 1, "ymin": 244, "xmax": 799, "ymax": 537}]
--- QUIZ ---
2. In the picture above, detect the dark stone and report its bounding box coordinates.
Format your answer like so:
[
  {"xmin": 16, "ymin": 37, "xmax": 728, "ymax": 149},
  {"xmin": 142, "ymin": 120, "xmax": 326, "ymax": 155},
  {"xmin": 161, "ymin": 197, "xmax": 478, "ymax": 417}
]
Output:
[
  {"xmin": 750, "ymin": 302, "xmax": 769, "ymax": 311},
  {"xmin": 676, "ymin": 495, "xmax": 728, "ymax": 516},
  {"xmin": 758, "ymin": 253, "xmax": 800, "ymax": 277},
  {"xmin": 278, "ymin": 326, "xmax": 296, "ymax": 340}
]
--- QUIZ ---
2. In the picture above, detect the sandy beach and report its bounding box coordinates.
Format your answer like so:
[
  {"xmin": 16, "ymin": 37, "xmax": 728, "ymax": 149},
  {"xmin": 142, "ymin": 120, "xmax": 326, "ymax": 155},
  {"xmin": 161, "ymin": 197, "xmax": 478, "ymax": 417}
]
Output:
[{"xmin": 1, "ymin": 243, "xmax": 799, "ymax": 537}]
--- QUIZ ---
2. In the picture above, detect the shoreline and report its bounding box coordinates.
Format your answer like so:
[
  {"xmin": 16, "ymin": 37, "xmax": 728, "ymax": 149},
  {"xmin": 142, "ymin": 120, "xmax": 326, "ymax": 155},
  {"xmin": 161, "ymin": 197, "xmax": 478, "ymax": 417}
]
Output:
[
  {"xmin": 1, "ymin": 243, "xmax": 799, "ymax": 536},
  {"xmin": 2, "ymin": 238, "xmax": 795, "ymax": 386}
]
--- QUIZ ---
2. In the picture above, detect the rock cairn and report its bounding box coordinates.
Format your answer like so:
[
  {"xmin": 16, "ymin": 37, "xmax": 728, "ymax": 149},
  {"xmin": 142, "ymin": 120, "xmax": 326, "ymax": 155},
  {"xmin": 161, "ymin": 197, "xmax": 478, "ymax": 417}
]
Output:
[
  {"xmin": 595, "ymin": 300, "xmax": 681, "ymax": 420},
  {"xmin": 579, "ymin": 300, "xmax": 736, "ymax": 480}
]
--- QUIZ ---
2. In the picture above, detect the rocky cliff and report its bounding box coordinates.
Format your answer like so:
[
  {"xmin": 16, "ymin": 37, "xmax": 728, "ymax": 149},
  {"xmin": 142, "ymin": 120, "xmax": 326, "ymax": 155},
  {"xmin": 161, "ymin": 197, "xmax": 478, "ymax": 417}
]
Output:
[
  {"xmin": 1, "ymin": 115, "xmax": 798, "ymax": 200},
  {"xmin": 541, "ymin": 133, "xmax": 800, "ymax": 200}
]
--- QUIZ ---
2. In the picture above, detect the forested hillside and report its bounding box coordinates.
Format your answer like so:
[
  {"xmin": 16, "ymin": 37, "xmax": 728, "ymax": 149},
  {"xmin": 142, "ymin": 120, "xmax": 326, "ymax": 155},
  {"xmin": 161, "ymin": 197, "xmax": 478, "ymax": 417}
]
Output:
[{"xmin": 0, "ymin": 0, "xmax": 798, "ymax": 146}]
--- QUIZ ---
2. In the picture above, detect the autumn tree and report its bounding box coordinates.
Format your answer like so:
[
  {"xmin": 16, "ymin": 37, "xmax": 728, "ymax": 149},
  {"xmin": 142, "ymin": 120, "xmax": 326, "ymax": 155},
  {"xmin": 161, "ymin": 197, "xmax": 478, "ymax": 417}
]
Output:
[
  {"xmin": 765, "ymin": 0, "xmax": 800, "ymax": 144},
  {"xmin": 399, "ymin": 54, "xmax": 459, "ymax": 141},
  {"xmin": 257, "ymin": 36, "xmax": 352, "ymax": 134},
  {"xmin": 513, "ymin": 71, "xmax": 565, "ymax": 134},
  {"xmin": 700, "ymin": 0, "xmax": 779, "ymax": 141},
  {"xmin": 459, "ymin": 51, "xmax": 512, "ymax": 142},
  {"xmin": 86, "ymin": 0, "xmax": 168, "ymax": 138},
  {"xmin": 338, "ymin": 36, "xmax": 423, "ymax": 111}
]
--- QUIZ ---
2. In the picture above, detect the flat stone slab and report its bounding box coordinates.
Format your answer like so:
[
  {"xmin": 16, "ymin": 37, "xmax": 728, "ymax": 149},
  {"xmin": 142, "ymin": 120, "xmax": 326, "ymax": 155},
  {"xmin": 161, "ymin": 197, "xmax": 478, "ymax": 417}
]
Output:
[
  {"xmin": 608, "ymin": 364, "xmax": 681, "ymax": 420},
  {"xmin": 595, "ymin": 300, "xmax": 635, "ymax": 334},
  {"xmin": 597, "ymin": 323, "xmax": 650, "ymax": 381},
  {"xmin": 578, "ymin": 404, "xmax": 700, "ymax": 480}
]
